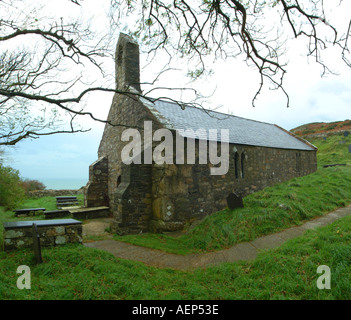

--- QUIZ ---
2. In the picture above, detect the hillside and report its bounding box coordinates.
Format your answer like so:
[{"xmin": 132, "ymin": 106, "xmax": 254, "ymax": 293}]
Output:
[
  {"xmin": 291, "ymin": 119, "xmax": 351, "ymax": 138},
  {"xmin": 290, "ymin": 120, "xmax": 351, "ymax": 168}
]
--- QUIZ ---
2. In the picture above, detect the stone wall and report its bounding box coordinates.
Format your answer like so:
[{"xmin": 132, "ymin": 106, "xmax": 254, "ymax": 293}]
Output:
[
  {"xmin": 84, "ymin": 157, "xmax": 109, "ymax": 207},
  {"xmin": 97, "ymin": 94, "xmax": 160, "ymax": 234},
  {"xmin": 99, "ymin": 119, "xmax": 317, "ymax": 234},
  {"xmin": 148, "ymin": 139, "xmax": 317, "ymax": 232},
  {"xmin": 3, "ymin": 219, "xmax": 82, "ymax": 251},
  {"xmin": 91, "ymin": 34, "xmax": 164, "ymax": 233},
  {"xmin": 27, "ymin": 189, "xmax": 83, "ymax": 198}
]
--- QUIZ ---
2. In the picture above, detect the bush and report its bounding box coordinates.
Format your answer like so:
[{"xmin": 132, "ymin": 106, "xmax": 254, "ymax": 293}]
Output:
[
  {"xmin": 0, "ymin": 164, "xmax": 25, "ymax": 210},
  {"xmin": 21, "ymin": 178, "xmax": 46, "ymax": 192}
]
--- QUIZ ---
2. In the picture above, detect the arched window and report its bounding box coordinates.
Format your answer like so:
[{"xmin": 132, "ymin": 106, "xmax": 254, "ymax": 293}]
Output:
[
  {"xmin": 234, "ymin": 152, "xmax": 239, "ymax": 179},
  {"xmin": 241, "ymin": 152, "xmax": 245, "ymax": 178}
]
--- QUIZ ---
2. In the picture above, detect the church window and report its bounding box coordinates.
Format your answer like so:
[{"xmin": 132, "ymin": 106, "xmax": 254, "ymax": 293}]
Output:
[
  {"xmin": 234, "ymin": 152, "xmax": 239, "ymax": 179},
  {"xmin": 241, "ymin": 152, "xmax": 245, "ymax": 178}
]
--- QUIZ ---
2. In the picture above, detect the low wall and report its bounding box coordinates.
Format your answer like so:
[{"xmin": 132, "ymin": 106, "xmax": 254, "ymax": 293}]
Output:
[
  {"xmin": 3, "ymin": 219, "xmax": 82, "ymax": 251},
  {"xmin": 70, "ymin": 207, "xmax": 111, "ymax": 220},
  {"xmin": 27, "ymin": 188, "xmax": 85, "ymax": 198}
]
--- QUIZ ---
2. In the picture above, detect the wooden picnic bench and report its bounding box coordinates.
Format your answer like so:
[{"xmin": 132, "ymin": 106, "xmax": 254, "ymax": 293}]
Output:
[
  {"xmin": 13, "ymin": 208, "xmax": 46, "ymax": 217},
  {"xmin": 56, "ymin": 196, "xmax": 79, "ymax": 208}
]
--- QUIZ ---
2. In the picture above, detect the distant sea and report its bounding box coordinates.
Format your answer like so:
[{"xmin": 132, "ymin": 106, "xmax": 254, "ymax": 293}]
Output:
[{"xmin": 40, "ymin": 178, "xmax": 88, "ymax": 190}]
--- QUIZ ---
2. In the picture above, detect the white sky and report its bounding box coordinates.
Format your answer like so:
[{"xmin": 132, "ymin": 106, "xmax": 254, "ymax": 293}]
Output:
[{"xmin": 3, "ymin": 0, "xmax": 351, "ymax": 187}]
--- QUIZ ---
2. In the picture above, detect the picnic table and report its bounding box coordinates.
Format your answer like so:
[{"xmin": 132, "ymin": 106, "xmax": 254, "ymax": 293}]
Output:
[{"xmin": 13, "ymin": 208, "xmax": 46, "ymax": 217}]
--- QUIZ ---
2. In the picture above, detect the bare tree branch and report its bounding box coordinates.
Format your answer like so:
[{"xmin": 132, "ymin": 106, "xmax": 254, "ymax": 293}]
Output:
[{"xmin": 110, "ymin": 0, "xmax": 351, "ymax": 107}]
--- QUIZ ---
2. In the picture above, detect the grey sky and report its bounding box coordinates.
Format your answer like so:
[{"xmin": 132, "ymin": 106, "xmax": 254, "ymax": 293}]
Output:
[{"xmin": 2, "ymin": 0, "xmax": 351, "ymax": 187}]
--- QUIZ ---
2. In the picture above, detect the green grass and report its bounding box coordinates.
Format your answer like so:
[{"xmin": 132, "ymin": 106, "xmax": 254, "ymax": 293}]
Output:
[
  {"xmin": 1, "ymin": 214, "xmax": 351, "ymax": 299},
  {"xmin": 114, "ymin": 134, "xmax": 351, "ymax": 254},
  {"xmin": 115, "ymin": 166, "xmax": 351, "ymax": 254},
  {"xmin": 22, "ymin": 194, "xmax": 84, "ymax": 211},
  {"xmin": 313, "ymin": 134, "xmax": 351, "ymax": 166}
]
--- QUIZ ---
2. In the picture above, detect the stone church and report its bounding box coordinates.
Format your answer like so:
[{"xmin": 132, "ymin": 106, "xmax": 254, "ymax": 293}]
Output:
[{"xmin": 85, "ymin": 33, "xmax": 317, "ymax": 234}]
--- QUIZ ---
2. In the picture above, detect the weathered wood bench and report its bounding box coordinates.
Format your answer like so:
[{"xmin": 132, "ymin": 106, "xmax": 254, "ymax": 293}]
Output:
[
  {"xmin": 13, "ymin": 208, "xmax": 46, "ymax": 217},
  {"xmin": 3, "ymin": 219, "xmax": 82, "ymax": 251},
  {"xmin": 56, "ymin": 196, "xmax": 79, "ymax": 208}
]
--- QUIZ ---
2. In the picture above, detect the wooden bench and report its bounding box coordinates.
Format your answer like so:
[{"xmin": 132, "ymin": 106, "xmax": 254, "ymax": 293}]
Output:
[
  {"xmin": 3, "ymin": 219, "xmax": 82, "ymax": 251},
  {"xmin": 56, "ymin": 196, "xmax": 79, "ymax": 208},
  {"xmin": 13, "ymin": 208, "xmax": 46, "ymax": 217}
]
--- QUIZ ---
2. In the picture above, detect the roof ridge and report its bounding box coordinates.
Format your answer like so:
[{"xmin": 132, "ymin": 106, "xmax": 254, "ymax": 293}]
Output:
[
  {"xmin": 151, "ymin": 98, "xmax": 276, "ymax": 127},
  {"xmin": 274, "ymin": 124, "xmax": 318, "ymax": 150},
  {"xmin": 145, "ymin": 98, "xmax": 315, "ymax": 151}
]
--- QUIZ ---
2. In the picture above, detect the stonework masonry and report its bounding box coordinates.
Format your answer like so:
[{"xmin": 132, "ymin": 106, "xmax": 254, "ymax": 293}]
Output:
[
  {"xmin": 3, "ymin": 220, "xmax": 82, "ymax": 251},
  {"xmin": 85, "ymin": 33, "xmax": 318, "ymax": 235},
  {"xmin": 27, "ymin": 189, "xmax": 83, "ymax": 198},
  {"xmin": 85, "ymin": 156, "xmax": 109, "ymax": 208}
]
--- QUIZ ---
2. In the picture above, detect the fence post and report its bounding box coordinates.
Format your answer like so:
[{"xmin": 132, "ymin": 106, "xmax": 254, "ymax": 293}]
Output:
[{"xmin": 32, "ymin": 223, "xmax": 43, "ymax": 264}]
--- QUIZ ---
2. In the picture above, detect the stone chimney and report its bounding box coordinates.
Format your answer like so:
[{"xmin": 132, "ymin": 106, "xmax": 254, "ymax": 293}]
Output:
[{"xmin": 115, "ymin": 33, "xmax": 141, "ymax": 92}]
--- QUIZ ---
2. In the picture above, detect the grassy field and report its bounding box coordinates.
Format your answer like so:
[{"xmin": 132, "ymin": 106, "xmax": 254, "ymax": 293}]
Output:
[
  {"xmin": 1, "ymin": 133, "xmax": 351, "ymax": 300},
  {"xmin": 114, "ymin": 166, "xmax": 351, "ymax": 254},
  {"xmin": 1, "ymin": 213, "xmax": 350, "ymax": 299}
]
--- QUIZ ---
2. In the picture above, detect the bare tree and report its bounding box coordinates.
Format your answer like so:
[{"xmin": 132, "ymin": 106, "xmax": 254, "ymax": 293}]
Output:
[
  {"xmin": 0, "ymin": 0, "xmax": 116, "ymax": 145},
  {"xmin": 0, "ymin": 0, "xmax": 210, "ymax": 146},
  {"xmin": 1, "ymin": 0, "xmax": 350, "ymax": 145},
  {"xmin": 110, "ymin": 0, "xmax": 351, "ymax": 107}
]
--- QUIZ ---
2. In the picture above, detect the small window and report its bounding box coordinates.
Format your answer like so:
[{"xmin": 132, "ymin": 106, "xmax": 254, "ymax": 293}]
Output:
[
  {"xmin": 241, "ymin": 152, "xmax": 245, "ymax": 178},
  {"xmin": 296, "ymin": 152, "xmax": 301, "ymax": 172},
  {"xmin": 117, "ymin": 175, "xmax": 122, "ymax": 187},
  {"xmin": 234, "ymin": 152, "xmax": 239, "ymax": 179}
]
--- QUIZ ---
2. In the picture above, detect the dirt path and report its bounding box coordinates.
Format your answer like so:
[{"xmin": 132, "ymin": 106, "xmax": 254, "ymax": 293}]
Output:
[
  {"xmin": 83, "ymin": 205, "xmax": 351, "ymax": 270},
  {"xmin": 82, "ymin": 218, "xmax": 114, "ymax": 238}
]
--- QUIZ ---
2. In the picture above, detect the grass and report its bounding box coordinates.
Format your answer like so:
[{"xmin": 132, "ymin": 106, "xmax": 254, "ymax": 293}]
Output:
[
  {"xmin": 22, "ymin": 194, "xmax": 84, "ymax": 211},
  {"xmin": 1, "ymin": 214, "xmax": 351, "ymax": 299},
  {"xmin": 313, "ymin": 134, "xmax": 351, "ymax": 166},
  {"xmin": 114, "ymin": 166, "xmax": 351, "ymax": 254}
]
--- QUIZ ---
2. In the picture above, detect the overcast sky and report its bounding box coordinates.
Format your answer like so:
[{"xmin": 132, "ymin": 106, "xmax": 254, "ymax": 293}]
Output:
[{"xmin": 3, "ymin": 0, "xmax": 351, "ymax": 188}]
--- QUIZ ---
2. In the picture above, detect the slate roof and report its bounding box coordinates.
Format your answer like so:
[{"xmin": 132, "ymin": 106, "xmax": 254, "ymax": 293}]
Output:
[{"xmin": 143, "ymin": 99, "xmax": 316, "ymax": 151}]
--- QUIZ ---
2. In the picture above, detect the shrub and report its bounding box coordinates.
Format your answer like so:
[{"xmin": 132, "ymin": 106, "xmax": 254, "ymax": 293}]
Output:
[
  {"xmin": 21, "ymin": 178, "xmax": 46, "ymax": 192},
  {"xmin": 0, "ymin": 164, "xmax": 25, "ymax": 210},
  {"xmin": 326, "ymin": 124, "xmax": 337, "ymax": 130}
]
